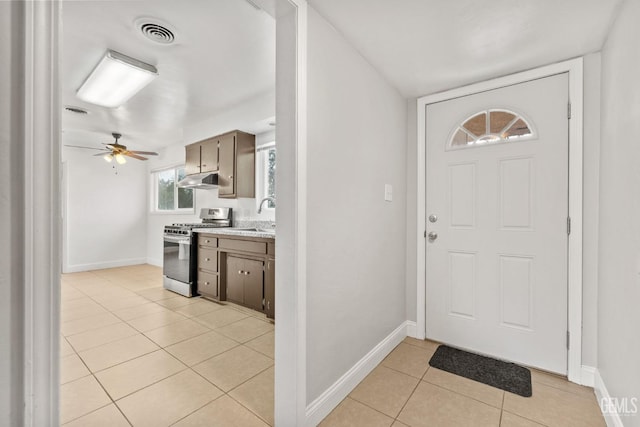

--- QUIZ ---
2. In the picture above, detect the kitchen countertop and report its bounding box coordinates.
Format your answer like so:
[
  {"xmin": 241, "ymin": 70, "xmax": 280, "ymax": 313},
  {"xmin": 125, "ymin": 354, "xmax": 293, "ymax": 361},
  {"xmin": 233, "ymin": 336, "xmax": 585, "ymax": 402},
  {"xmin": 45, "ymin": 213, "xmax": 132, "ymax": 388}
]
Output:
[{"xmin": 194, "ymin": 227, "xmax": 276, "ymax": 239}]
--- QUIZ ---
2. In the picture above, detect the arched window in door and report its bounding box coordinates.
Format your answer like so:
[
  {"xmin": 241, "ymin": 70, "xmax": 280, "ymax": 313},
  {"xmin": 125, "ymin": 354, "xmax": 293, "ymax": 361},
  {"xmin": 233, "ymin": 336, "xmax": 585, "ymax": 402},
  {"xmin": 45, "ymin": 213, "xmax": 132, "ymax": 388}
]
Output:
[{"xmin": 449, "ymin": 109, "xmax": 534, "ymax": 149}]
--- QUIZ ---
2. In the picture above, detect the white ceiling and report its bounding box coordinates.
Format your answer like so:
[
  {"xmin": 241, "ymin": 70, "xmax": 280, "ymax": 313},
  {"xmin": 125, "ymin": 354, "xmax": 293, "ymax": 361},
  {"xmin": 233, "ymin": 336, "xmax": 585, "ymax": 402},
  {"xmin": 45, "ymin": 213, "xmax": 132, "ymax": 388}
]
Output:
[
  {"xmin": 307, "ymin": 0, "xmax": 623, "ymax": 98},
  {"xmin": 61, "ymin": 0, "xmax": 275, "ymax": 151}
]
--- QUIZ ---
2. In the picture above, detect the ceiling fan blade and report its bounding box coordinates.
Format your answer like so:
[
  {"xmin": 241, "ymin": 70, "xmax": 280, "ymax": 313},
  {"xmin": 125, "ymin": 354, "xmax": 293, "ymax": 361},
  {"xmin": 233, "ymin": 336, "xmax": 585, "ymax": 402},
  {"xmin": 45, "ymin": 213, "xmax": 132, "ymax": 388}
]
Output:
[
  {"xmin": 104, "ymin": 144, "xmax": 116, "ymax": 150},
  {"xmin": 64, "ymin": 145, "xmax": 105, "ymax": 151},
  {"xmin": 124, "ymin": 152, "xmax": 148, "ymax": 161},
  {"xmin": 129, "ymin": 150, "xmax": 158, "ymax": 155},
  {"xmin": 93, "ymin": 152, "xmax": 111, "ymax": 157}
]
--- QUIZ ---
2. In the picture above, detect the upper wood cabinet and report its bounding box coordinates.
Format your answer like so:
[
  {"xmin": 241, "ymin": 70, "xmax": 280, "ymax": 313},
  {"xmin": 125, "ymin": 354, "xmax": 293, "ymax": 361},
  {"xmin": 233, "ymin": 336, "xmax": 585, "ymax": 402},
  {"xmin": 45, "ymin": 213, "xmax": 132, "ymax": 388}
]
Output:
[{"xmin": 184, "ymin": 130, "xmax": 255, "ymax": 199}]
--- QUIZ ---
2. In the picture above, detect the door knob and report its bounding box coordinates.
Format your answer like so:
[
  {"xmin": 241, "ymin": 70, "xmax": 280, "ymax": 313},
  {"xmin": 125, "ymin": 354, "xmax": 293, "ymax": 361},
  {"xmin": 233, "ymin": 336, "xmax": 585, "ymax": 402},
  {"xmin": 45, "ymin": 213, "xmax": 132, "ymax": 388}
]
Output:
[
  {"xmin": 428, "ymin": 232, "xmax": 438, "ymax": 241},
  {"xmin": 429, "ymin": 214, "xmax": 438, "ymax": 223}
]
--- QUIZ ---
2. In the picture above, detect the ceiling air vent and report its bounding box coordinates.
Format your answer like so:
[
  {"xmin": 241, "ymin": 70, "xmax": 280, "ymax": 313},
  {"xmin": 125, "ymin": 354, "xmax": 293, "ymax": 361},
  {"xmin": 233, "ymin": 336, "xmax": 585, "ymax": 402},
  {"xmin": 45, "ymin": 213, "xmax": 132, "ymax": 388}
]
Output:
[{"xmin": 135, "ymin": 18, "xmax": 176, "ymax": 45}]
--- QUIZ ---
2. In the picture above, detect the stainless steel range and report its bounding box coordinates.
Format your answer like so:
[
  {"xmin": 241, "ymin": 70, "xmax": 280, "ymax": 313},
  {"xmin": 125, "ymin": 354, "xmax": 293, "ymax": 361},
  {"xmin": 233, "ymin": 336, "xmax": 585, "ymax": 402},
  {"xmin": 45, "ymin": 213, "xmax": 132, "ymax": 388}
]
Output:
[{"xmin": 162, "ymin": 208, "xmax": 232, "ymax": 297}]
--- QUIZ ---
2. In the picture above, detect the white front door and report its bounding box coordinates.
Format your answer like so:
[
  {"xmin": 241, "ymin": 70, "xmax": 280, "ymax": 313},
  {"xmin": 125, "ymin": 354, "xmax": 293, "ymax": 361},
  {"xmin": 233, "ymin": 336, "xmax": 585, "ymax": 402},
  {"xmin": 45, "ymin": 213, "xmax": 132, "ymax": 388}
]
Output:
[{"xmin": 425, "ymin": 74, "xmax": 569, "ymax": 374}]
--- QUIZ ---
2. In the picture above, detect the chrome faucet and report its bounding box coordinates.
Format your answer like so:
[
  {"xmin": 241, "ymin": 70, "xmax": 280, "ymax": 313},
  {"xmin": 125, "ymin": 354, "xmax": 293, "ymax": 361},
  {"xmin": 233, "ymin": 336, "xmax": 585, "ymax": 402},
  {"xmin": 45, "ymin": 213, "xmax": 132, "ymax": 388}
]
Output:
[{"xmin": 257, "ymin": 197, "xmax": 276, "ymax": 214}]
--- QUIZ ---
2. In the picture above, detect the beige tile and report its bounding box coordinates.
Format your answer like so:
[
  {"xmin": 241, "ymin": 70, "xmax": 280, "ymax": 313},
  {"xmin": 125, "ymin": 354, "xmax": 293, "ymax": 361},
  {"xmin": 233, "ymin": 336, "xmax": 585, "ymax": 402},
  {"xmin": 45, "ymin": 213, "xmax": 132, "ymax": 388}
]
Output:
[
  {"xmin": 127, "ymin": 310, "xmax": 186, "ymax": 332},
  {"xmin": 174, "ymin": 300, "xmax": 225, "ymax": 318},
  {"xmin": 60, "ymin": 353, "xmax": 90, "ymax": 384},
  {"xmin": 193, "ymin": 345, "xmax": 273, "ymax": 392},
  {"xmin": 165, "ymin": 331, "xmax": 239, "ymax": 366},
  {"xmin": 173, "ymin": 395, "xmax": 269, "ymax": 427},
  {"xmin": 503, "ymin": 382, "xmax": 605, "ymax": 427},
  {"xmin": 144, "ymin": 319, "xmax": 210, "ymax": 348},
  {"xmin": 402, "ymin": 337, "xmax": 440, "ymax": 355},
  {"xmin": 216, "ymin": 317, "xmax": 274, "ymax": 343},
  {"xmin": 349, "ymin": 366, "xmax": 419, "ymax": 418},
  {"xmin": 382, "ymin": 342, "xmax": 431, "ymax": 378},
  {"xmin": 136, "ymin": 287, "xmax": 177, "ymax": 302},
  {"xmin": 63, "ymin": 404, "xmax": 130, "ymax": 427},
  {"xmin": 530, "ymin": 368, "xmax": 595, "ymax": 398},
  {"xmin": 245, "ymin": 331, "xmax": 274, "ymax": 359},
  {"xmin": 112, "ymin": 302, "xmax": 169, "ymax": 321},
  {"xmin": 66, "ymin": 322, "xmax": 139, "ymax": 352},
  {"xmin": 319, "ymin": 397, "xmax": 393, "ymax": 427},
  {"xmin": 61, "ymin": 312, "xmax": 121, "ymax": 336},
  {"xmin": 155, "ymin": 295, "xmax": 199, "ymax": 309},
  {"xmin": 98, "ymin": 295, "xmax": 151, "ymax": 311},
  {"xmin": 78, "ymin": 334, "xmax": 159, "ymax": 372},
  {"xmin": 61, "ymin": 301, "xmax": 108, "ymax": 322},
  {"xmin": 61, "ymin": 296, "xmax": 96, "ymax": 311},
  {"xmin": 501, "ymin": 411, "xmax": 545, "ymax": 427},
  {"xmin": 60, "ymin": 337, "xmax": 75, "ymax": 357},
  {"xmin": 391, "ymin": 422, "xmax": 410, "ymax": 427},
  {"xmin": 423, "ymin": 367, "xmax": 504, "ymax": 408},
  {"xmin": 60, "ymin": 375, "xmax": 111, "ymax": 424},
  {"xmin": 60, "ymin": 287, "xmax": 86, "ymax": 302},
  {"xmin": 229, "ymin": 366, "xmax": 274, "ymax": 425},
  {"xmin": 398, "ymin": 381, "xmax": 501, "ymax": 427},
  {"xmin": 116, "ymin": 370, "xmax": 222, "ymax": 427},
  {"xmin": 95, "ymin": 350, "xmax": 186, "ymax": 400},
  {"xmin": 193, "ymin": 307, "xmax": 249, "ymax": 329}
]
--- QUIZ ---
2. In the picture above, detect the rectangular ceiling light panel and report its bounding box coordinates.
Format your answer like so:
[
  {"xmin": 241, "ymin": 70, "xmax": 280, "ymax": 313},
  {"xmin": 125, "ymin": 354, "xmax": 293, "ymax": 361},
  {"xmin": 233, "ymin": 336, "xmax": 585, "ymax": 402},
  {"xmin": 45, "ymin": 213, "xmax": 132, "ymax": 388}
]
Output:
[{"xmin": 77, "ymin": 50, "xmax": 158, "ymax": 108}]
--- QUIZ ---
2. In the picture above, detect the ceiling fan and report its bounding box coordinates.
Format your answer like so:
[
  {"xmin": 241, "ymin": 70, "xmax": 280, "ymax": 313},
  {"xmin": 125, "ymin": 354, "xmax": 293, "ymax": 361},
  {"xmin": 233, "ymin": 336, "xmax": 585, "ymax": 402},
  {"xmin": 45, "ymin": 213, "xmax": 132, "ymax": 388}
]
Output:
[{"xmin": 65, "ymin": 132, "xmax": 158, "ymax": 164}]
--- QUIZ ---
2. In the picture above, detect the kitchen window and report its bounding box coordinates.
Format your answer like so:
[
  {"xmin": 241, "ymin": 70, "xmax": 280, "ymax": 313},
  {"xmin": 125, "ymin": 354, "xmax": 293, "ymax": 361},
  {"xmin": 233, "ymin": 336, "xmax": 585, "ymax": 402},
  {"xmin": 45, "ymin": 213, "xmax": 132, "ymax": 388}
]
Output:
[
  {"xmin": 151, "ymin": 166, "xmax": 194, "ymax": 213},
  {"xmin": 256, "ymin": 142, "xmax": 276, "ymax": 210}
]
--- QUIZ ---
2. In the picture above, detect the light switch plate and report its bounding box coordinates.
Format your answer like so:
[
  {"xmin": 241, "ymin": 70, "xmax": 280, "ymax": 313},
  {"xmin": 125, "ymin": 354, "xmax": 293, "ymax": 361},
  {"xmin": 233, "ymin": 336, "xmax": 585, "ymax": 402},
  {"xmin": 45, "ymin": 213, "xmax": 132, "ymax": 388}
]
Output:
[{"xmin": 384, "ymin": 184, "xmax": 393, "ymax": 202}]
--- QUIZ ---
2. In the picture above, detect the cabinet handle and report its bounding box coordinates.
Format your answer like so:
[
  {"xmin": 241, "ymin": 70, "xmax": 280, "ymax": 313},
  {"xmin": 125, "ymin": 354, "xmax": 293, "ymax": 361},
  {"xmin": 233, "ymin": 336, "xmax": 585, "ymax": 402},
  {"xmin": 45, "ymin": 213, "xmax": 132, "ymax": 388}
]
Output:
[
  {"xmin": 238, "ymin": 270, "xmax": 243, "ymax": 274},
  {"xmin": 204, "ymin": 281, "xmax": 210, "ymax": 286},
  {"xmin": 205, "ymin": 239, "xmax": 210, "ymax": 243},
  {"xmin": 245, "ymin": 271, "xmax": 250, "ymax": 275},
  {"xmin": 229, "ymin": 175, "xmax": 233, "ymax": 179},
  {"xmin": 205, "ymin": 258, "xmax": 210, "ymax": 262}
]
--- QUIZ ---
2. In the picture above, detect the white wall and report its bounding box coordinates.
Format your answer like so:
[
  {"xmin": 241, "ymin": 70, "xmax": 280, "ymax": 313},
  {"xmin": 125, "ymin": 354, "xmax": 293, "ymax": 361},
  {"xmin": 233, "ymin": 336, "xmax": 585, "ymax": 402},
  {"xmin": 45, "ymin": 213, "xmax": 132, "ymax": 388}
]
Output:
[
  {"xmin": 598, "ymin": 0, "xmax": 640, "ymax": 422},
  {"xmin": 306, "ymin": 7, "xmax": 408, "ymax": 403},
  {"xmin": 62, "ymin": 149, "xmax": 148, "ymax": 272},
  {"xmin": 0, "ymin": 1, "xmax": 24, "ymax": 424}
]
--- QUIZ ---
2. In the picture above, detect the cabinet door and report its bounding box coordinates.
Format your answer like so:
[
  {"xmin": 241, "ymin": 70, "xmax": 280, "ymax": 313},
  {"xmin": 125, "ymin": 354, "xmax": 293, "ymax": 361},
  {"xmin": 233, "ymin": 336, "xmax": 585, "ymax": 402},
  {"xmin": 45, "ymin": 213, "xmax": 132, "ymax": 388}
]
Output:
[
  {"xmin": 226, "ymin": 255, "xmax": 245, "ymax": 304},
  {"xmin": 218, "ymin": 133, "xmax": 236, "ymax": 197},
  {"xmin": 200, "ymin": 139, "xmax": 219, "ymax": 173},
  {"xmin": 185, "ymin": 143, "xmax": 201, "ymax": 175},
  {"xmin": 243, "ymin": 258, "xmax": 264, "ymax": 312},
  {"xmin": 264, "ymin": 258, "xmax": 275, "ymax": 319}
]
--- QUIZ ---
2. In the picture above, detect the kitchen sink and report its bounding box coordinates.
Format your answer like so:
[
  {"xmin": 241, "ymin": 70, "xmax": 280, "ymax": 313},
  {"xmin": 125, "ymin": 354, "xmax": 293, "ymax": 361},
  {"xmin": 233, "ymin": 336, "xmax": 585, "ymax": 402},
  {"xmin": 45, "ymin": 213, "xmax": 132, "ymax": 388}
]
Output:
[{"xmin": 232, "ymin": 227, "xmax": 275, "ymax": 233}]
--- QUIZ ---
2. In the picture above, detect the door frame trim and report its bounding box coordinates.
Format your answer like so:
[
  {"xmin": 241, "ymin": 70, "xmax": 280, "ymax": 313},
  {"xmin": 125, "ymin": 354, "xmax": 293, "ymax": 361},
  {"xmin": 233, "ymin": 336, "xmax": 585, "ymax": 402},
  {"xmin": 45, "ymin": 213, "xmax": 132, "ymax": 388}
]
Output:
[{"xmin": 415, "ymin": 57, "xmax": 584, "ymax": 383}]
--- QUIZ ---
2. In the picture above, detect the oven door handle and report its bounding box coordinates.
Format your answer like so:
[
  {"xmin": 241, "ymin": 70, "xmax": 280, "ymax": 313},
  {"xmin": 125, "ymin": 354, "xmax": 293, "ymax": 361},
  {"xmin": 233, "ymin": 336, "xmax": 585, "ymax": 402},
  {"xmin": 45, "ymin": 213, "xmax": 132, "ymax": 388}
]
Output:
[{"xmin": 164, "ymin": 235, "xmax": 191, "ymax": 244}]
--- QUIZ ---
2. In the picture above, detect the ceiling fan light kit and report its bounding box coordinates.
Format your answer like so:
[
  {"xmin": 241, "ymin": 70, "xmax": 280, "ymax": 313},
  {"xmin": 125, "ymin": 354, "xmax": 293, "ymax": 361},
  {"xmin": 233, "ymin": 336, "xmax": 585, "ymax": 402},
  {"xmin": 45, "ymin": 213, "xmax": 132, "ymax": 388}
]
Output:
[
  {"xmin": 114, "ymin": 153, "xmax": 127, "ymax": 164},
  {"xmin": 76, "ymin": 50, "xmax": 158, "ymax": 108}
]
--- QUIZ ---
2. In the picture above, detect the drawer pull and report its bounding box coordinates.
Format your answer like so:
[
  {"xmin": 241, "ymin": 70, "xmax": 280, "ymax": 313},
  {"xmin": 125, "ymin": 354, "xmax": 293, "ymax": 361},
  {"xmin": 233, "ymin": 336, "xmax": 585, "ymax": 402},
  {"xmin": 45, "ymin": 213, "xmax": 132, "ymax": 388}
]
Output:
[
  {"xmin": 238, "ymin": 270, "xmax": 244, "ymax": 274},
  {"xmin": 245, "ymin": 271, "xmax": 250, "ymax": 275},
  {"xmin": 204, "ymin": 281, "xmax": 210, "ymax": 286},
  {"xmin": 205, "ymin": 258, "xmax": 210, "ymax": 262}
]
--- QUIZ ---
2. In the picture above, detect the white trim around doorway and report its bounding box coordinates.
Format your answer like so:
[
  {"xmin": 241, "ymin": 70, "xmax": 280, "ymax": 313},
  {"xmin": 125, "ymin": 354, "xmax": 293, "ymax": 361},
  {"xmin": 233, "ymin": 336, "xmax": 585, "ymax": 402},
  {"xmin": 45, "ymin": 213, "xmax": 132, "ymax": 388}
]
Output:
[{"xmin": 415, "ymin": 57, "xmax": 584, "ymax": 384}]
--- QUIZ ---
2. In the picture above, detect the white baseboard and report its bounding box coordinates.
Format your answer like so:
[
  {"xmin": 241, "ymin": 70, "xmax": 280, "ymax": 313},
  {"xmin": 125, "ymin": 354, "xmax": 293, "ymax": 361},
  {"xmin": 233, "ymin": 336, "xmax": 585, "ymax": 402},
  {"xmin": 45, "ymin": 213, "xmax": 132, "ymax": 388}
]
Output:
[
  {"xmin": 594, "ymin": 369, "xmax": 626, "ymax": 427},
  {"xmin": 305, "ymin": 321, "xmax": 409, "ymax": 426},
  {"xmin": 406, "ymin": 320, "xmax": 417, "ymax": 338},
  {"xmin": 63, "ymin": 257, "xmax": 147, "ymax": 273},
  {"xmin": 581, "ymin": 365, "xmax": 596, "ymax": 387},
  {"xmin": 146, "ymin": 257, "xmax": 162, "ymax": 267}
]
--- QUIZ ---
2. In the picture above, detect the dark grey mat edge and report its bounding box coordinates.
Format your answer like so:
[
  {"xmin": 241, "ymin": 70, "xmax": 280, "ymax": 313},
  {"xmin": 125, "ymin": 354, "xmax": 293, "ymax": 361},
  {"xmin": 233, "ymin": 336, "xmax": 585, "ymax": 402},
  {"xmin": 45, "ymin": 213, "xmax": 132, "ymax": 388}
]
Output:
[{"xmin": 428, "ymin": 345, "xmax": 532, "ymax": 397}]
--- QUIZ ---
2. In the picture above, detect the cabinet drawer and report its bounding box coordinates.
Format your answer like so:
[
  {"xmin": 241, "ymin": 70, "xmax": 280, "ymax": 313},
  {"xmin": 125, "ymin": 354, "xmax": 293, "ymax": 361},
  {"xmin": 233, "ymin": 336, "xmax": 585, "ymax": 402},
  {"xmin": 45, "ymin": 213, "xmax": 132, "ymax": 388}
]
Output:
[
  {"xmin": 197, "ymin": 270, "xmax": 218, "ymax": 297},
  {"xmin": 199, "ymin": 234, "xmax": 218, "ymax": 248},
  {"xmin": 198, "ymin": 248, "xmax": 217, "ymax": 272},
  {"xmin": 219, "ymin": 238, "xmax": 266, "ymax": 254}
]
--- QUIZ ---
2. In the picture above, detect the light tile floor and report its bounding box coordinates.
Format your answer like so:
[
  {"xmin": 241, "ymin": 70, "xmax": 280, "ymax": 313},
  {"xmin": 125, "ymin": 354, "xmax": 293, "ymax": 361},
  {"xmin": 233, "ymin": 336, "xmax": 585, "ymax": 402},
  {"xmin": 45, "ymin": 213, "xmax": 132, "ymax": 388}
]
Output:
[
  {"xmin": 321, "ymin": 338, "xmax": 606, "ymax": 427},
  {"xmin": 60, "ymin": 265, "xmax": 274, "ymax": 426},
  {"xmin": 62, "ymin": 265, "xmax": 606, "ymax": 426}
]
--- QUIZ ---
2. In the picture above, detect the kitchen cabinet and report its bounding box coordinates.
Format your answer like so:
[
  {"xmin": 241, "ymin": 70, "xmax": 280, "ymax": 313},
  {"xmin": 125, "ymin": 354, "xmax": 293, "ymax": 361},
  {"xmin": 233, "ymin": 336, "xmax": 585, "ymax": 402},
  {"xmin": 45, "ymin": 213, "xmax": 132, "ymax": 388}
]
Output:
[
  {"xmin": 226, "ymin": 255, "xmax": 264, "ymax": 312},
  {"xmin": 264, "ymin": 258, "xmax": 275, "ymax": 319},
  {"xmin": 184, "ymin": 130, "xmax": 255, "ymax": 199},
  {"xmin": 196, "ymin": 232, "xmax": 274, "ymax": 319},
  {"xmin": 196, "ymin": 234, "xmax": 223, "ymax": 300},
  {"xmin": 185, "ymin": 137, "xmax": 218, "ymax": 175}
]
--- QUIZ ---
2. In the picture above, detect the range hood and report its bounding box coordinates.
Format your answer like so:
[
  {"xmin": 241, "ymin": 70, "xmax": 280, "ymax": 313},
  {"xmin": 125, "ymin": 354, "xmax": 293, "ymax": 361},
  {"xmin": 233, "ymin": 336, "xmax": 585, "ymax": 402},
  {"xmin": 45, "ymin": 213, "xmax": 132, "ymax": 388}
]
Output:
[{"xmin": 177, "ymin": 172, "xmax": 218, "ymax": 189}]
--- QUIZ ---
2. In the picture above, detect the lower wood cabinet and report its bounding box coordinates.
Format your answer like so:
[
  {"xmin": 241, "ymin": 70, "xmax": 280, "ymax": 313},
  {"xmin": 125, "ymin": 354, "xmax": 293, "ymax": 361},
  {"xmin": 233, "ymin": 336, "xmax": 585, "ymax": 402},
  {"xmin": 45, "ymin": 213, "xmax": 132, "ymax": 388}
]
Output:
[
  {"xmin": 226, "ymin": 255, "xmax": 264, "ymax": 312},
  {"xmin": 196, "ymin": 233, "xmax": 275, "ymax": 319},
  {"xmin": 264, "ymin": 258, "xmax": 275, "ymax": 319}
]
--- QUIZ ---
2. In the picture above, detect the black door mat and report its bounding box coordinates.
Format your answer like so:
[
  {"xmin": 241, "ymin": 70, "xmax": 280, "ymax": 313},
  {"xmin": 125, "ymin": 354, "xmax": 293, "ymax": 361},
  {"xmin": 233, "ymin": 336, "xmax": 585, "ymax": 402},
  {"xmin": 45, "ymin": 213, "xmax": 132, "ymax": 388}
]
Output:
[{"xmin": 429, "ymin": 345, "xmax": 532, "ymax": 397}]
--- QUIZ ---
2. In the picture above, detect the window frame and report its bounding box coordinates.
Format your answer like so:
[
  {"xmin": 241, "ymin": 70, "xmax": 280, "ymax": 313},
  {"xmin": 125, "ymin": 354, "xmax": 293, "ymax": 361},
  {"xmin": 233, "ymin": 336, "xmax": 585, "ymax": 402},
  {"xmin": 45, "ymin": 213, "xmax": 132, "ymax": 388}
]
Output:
[
  {"xmin": 256, "ymin": 141, "xmax": 276, "ymax": 212},
  {"xmin": 150, "ymin": 164, "xmax": 196, "ymax": 215}
]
